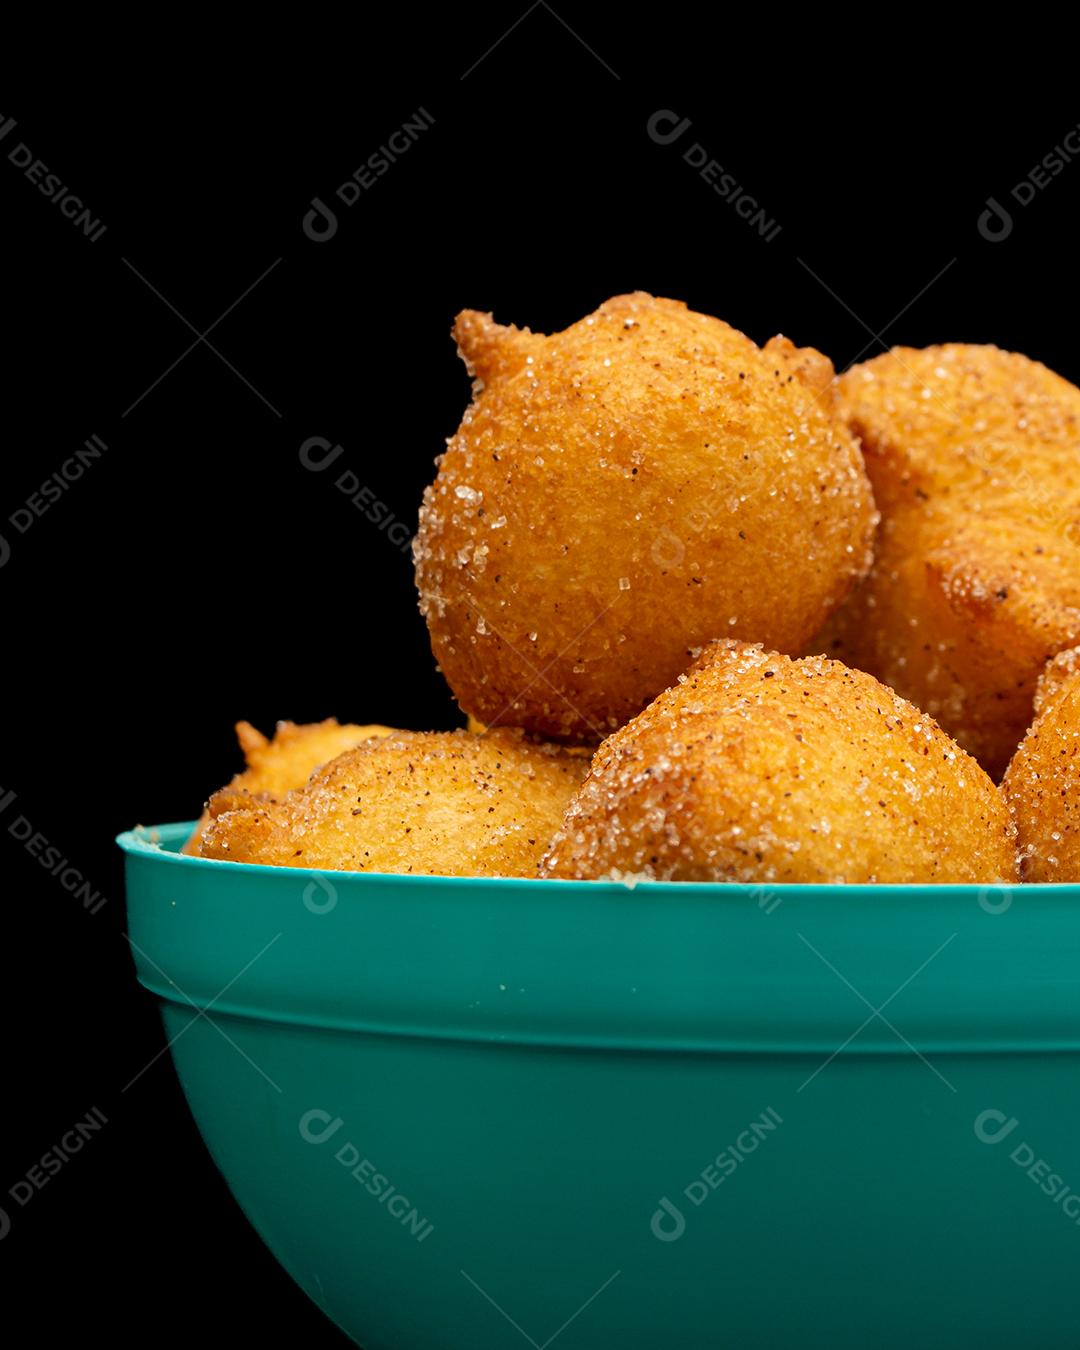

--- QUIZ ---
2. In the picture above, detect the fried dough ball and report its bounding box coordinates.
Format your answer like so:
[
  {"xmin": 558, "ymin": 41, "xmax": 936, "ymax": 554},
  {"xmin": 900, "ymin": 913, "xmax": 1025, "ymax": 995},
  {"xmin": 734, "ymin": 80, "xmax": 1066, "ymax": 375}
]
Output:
[
  {"xmin": 414, "ymin": 293, "xmax": 876, "ymax": 742},
  {"xmin": 183, "ymin": 719, "xmax": 394, "ymax": 853},
  {"xmin": 817, "ymin": 344, "xmax": 1080, "ymax": 778},
  {"xmin": 540, "ymin": 641, "xmax": 1016, "ymax": 884},
  {"xmin": 198, "ymin": 728, "xmax": 589, "ymax": 877},
  {"xmin": 1002, "ymin": 648, "xmax": 1080, "ymax": 880}
]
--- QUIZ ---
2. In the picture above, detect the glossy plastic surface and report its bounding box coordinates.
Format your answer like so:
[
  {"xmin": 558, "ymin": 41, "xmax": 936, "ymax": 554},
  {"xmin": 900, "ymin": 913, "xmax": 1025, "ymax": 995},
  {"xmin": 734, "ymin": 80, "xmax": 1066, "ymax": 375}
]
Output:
[{"xmin": 121, "ymin": 823, "xmax": 1080, "ymax": 1349}]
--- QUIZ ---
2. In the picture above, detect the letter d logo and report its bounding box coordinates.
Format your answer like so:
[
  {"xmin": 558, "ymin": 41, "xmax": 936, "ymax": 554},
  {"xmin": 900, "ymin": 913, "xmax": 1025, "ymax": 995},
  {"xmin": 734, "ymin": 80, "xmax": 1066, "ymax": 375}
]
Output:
[
  {"xmin": 650, "ymin": 1195, "xmax": 686, "ymax": 1242},
  {"xmin": 651, "ymin": 529, "xmax": 685, "ymax": 570},
  {"xmin": 299, "ymin": 1109, "xmax": 345, "ymax": 1145},
  {"xmin": 974, "ymin": 1108, "xmax": 1019, "ymax": 1145},
  {"xmin": 303, "ymin": 196, "xmax": 338, "ymax": 242},
  {"xmin": 647, "ymin": 110, "xmax": 691, "ymax": 146},
  {"xmin": 303, "ymin": 872, "xmax": 338, "ymax": 914},
  {"xmin": 977, "ymin": 196, "xmax": 1012, "ymax": 243},
  {"xmin": 299, "ymin": 437, "xmax": 345, "ymax": 474}
]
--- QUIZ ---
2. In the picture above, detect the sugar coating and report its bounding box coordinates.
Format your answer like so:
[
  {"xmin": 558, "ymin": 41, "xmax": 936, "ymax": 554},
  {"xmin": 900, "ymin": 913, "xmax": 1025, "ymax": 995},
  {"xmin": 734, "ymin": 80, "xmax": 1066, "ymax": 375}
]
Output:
[
  {"xmin": 1002, "ymin": 647, "xmax": 1080, "ymax": 880},
  {"xmin": 541, "ymin": 640, "xmax": 1017, "ymax": 884},
  {"xmin": 816, "ymin": 343, "xmax": 1080, "ymax": 779},
  {"xmin": 183, "ymin": 719, "xmax": 395, "ymax": 854},
  {"xmin": 199, "ymin": 728, "xmax": 588, "ymax": 878},
  {"xmin": 414, "ymin": 293, "xmax": 877, "ymax": 742}
]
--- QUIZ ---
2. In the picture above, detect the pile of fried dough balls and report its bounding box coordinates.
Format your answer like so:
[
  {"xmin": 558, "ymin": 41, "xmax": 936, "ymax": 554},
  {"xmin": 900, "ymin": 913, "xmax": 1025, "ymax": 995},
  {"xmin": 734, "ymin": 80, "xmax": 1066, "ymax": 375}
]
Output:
[{"xmin": 188, "ymin": 293, "xmax": 1080, "ymax": 885}]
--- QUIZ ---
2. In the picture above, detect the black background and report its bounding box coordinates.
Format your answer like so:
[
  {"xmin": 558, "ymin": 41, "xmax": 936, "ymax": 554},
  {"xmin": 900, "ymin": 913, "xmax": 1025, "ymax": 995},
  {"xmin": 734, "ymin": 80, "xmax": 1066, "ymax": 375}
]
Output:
[{"xmin": 4, "ymin": 16, "xmax": 1079, "ymax": 1343}]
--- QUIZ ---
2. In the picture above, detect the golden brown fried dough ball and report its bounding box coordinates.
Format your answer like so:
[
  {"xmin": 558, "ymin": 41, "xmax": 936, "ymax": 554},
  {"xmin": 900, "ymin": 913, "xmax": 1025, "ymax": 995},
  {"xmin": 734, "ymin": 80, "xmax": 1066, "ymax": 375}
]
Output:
[
  {"xmin": 1002, "ymin": 648, "xmax": 1080, "ymax": 880},
  {"xmin": 817, "ymin": 344, "xmax": 1080, "ymax": 778},
  {"xmin": 199, "ymin": 728, "xmax": 589, "ymax": 877},
  {"xmin": 540, "ymin": 641, "xmax": 1016, "ymax": 884},
  {"xmin": 414, "ymin": 292, "xmax": 876, "ymax": 742},
  {"xmin": 183, "ymin": 719, "xmax": 394, "ymax": 853}
]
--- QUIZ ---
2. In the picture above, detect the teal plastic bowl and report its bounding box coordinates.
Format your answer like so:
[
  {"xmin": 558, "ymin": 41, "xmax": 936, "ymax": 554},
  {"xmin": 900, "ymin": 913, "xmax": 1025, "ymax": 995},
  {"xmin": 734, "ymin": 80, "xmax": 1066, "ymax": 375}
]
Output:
[{"xmin": 121, "ymin": 823, "xmax": 1080, "ymax": 1349}]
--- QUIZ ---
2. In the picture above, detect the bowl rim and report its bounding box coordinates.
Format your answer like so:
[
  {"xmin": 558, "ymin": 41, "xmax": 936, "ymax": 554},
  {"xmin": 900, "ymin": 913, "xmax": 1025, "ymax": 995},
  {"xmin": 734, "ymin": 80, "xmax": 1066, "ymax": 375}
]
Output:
[
  {"xmin": 117, "ymin": 820, "xmax": 1063, "ymax": 894},
  {"xmin": 120, "ymin": 821, "xmax": 1080, "ymax": 1052}
]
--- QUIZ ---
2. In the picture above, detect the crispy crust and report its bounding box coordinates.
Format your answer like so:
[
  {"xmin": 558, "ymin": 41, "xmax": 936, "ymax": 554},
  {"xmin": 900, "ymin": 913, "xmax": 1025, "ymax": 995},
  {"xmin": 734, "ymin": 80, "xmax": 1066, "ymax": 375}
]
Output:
[
  {"xmin": 182, "ymin": 719, "xmax": 395, "ymax": 853},
  {"xmin": 415, "ymin": 292, "xmax": 876, "ymax": 741},
  {"xmin": 541, "ymin": 640, "xmax": 1017, "ymax": 884},
  {"xmin": 816, "ymin": 343, "xmax": 1080, "ymax": 778},
  {"xmin": 1002, "ymin": 647, "xmax": 1080, "ymax": 880},
  {"xmin": 198, "ymin": 728, "xmax": 589, "ymax": 877}
]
